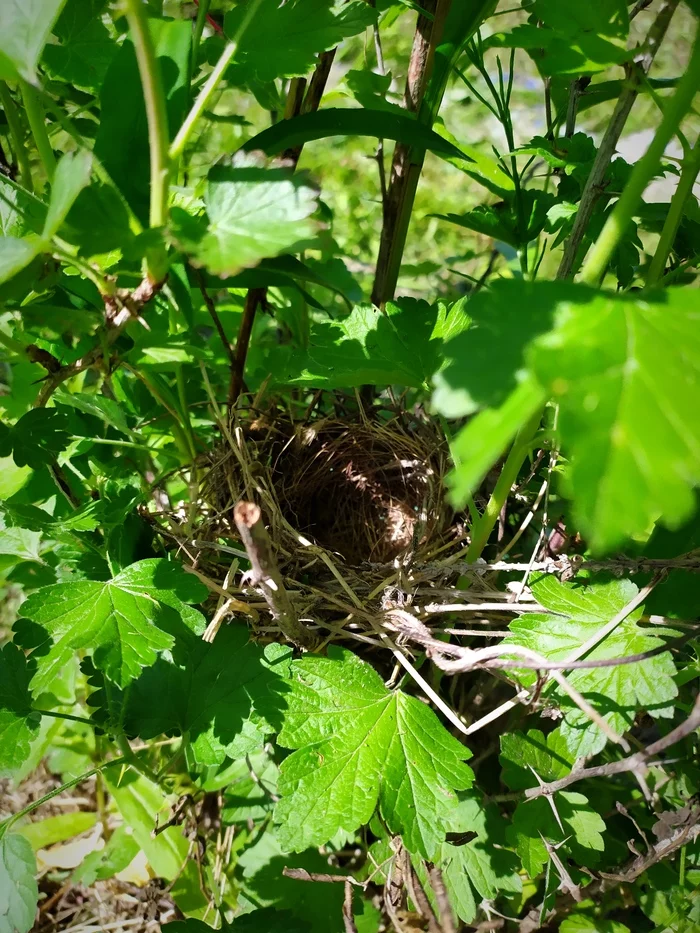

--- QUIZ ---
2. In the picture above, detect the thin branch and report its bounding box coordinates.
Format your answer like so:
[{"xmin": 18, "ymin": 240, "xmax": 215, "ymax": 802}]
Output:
[
  {"xmin": 195, "ymin": 268, "xmax": 236, "ymax": 373},
  {"xmin": 430, "ymin": 552, "xmax": 700, "ymax": 578},
  {"xmin": 523, "ymin": 692, "xmax": 700, "ymax": 801},
  {"xmin": 33, "ymin": 277, "xmax": 164, "ymax": 407},
  {"xmin": 343, "ymin": 880, "xmax": 358, "ymax": 933},
  {"xmin": 557, "ymin": 0, "xmax": 680, "ymax": 279},
  {"xmin": 407, "ymin": 859, "xmax": 442, "ymax": 933},
  {"xmin": 282, "ymin": 868, "xmax": 364, "ymax": 886},
  {"xmin": 230, "ymin": 287, "xmax": 265, "ymax": 408},
  {"xmin": 630, "ymin": 0, "xmax": 654, "ymax": 19},
  {"xmin": 233, "ymin": 501, "xmax": 317, "ymax": 648},
  {"xmin": 428, "ymin": 865, "xmax": 457, "ymax": 933}
]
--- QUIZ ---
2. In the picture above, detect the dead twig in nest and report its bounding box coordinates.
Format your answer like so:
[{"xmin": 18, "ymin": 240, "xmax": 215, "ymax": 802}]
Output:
[{"xmin": 233, "ymin": 501, "xmax": 317, "ymax": 649}]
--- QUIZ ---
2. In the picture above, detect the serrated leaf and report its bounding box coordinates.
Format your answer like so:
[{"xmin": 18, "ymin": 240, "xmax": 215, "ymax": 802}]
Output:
[
  {"xmin": 169, "ymin": 158, "xmax": 319, "ymax": 277},
  {"xmin": 0, "ymin": 644, "xmax": 41, "ymax": 777},
  {"xmin": 508, "ymin": 790, "xmax": 605, "ymax": 877},
  {"xmin": 504, "ymin": 577, "xmax": 678, "ymax": 757},
  {"xmin": 499, "ymin": 729, "xmax": 573, "ymax": 790},
  {"xmin": 0, "ymin": 237, "xmax": 41, "ymax": 286},
  {"xmin": 123, "ymin": 628, "xmax": 289, "ymax": 766},
  {"xmin": 222, "ymin": 752, "xmax": 279, "ymax": 824},
  {"xmin": 0, "ymin": 409, "xmax": 71, "ymax": 469},
  {"xmin": 16, "ymin": 559, "xmax": 207, "ymax": 694},
  {"xmin": 72, "ymin": 824, "xmax": 140, "ymax": 885},
  {"xmin": 0, "ymin": 176, "xmax": 47, "ymax": 238},
  {"xmin": 0, "ymin": 831, "xmax": 38, "ymax": 933},
  {"xmin": 272, "ymin": 647, "xmax": 473, "ymax": 858},
  {"xmin": 43, "ymin": 0, "xmax": 117, "ymax": 90},
  {"xmin": 4, "ymin": 502, "xmax": 99, "ymax": 536},
  {"xmin": 433, "ymin": 190, "xmax": 556, "ymax": 249},
  {"xmin": 0, "ymin": 527, "xmax": 44, "ymax": 562},
  {"xmin": 277, "ymin": 298, "xmax": 469, "ymax": 390},
  {"xmin": 0, "ymin": 0, "xmax": 67, "ymax": 82},
  {"xmin": 56, "ymin": 391, "xmax": 131, "ymax": 436},
  {"xmin": 434, "ymin": 795, "xmax": 521, "ymax": 923},
  {"xmin": 224, "ymin": 0, "xmax": 377, "ymax": 82},
  {"xmin": 43, "ymin": 150, "xmax": 93, "ymax": 239}
]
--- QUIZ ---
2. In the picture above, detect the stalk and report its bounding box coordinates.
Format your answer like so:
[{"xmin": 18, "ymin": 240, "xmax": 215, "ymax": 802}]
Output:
[
  {"xmin": 0, "ymin": 82, "xmax": 34, "ymax": 191},
  {"xmin": 465, "ymin": 407, "xmax": 542, "ymax": 563},
  {"xmin": 123, "ymin": 0, "xmax": 170, "ymax": 282},
  {"xmin": 20, "ymin": 82, "xmax": 56, "ymax": 182},
  {"xmin": 580, "ymin": 21, "xmax": 700, "ymax": 287},
  {"xmin": 646, "ymin": 134, "xmax": 700, "ymax": 286},
  {"xmin": 171, "ymin": 0, "xmax": 265, "ymax": 161}
]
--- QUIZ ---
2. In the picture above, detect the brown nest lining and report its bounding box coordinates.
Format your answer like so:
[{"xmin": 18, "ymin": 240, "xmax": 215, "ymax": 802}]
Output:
[{"xmin": 202, "ymin": 407, "xmax": 452, "ymax": 571}]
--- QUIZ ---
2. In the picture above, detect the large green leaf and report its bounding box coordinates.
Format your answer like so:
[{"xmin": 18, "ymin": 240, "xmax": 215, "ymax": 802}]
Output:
[
  {"xmin": 0, "ymin": 644, "xmax": 41, "ymax": 777},
  {"xmin": 504, "ymin": 577, "xmax": 678, "ymax": 757},
  {"xmin": 43, "ymin": 0, "xmax": 117, "ymax": 90},
  {"xmin": 269, "ymin": 297, "xmax": 469, "ymax": 389},
  {"xmin": 0, "ymin": 0, "xmax": 67, "ymax": 82},
  {"xmin": 43, "ymin": 149, "xmax": 93, "ymax": 239},
  {"xmin": 0, "ymin": 831, "xmax": 38, "ymax": 933},
  {"xmin": 16, "ymin": 559, "xmax": 207, "ymax": 694},
  {"xmin": 94, "ymin": 17, "xmax": 190, "ymax": 224},
  {"xmin": 272, "ymin": 647, "xmax": 474, "ymax": 858},
  {"xmin": 169, "ymin": 157, "xmax": 319, "ymax": 277},
  {"xmin": 224, "ymin": 0, "xmax": 377, "ymax": 82},
  {"xmin": 434, "ymin": 282, "xmax": 700, "ymax": 553},
  {"xmin": 0, "ymin": 409, "xmax": 71, "ymax": 469},
  {"xmin": 122, "ymin": 627, "xmax": 290, "ymax": 766}
]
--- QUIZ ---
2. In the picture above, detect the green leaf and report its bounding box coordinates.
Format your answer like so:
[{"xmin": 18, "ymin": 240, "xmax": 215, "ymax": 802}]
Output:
[
  {"xmin": 433, "ymin": 190, "xmax": 556, "ymax": 249},
  {"xmin": 0, "ymin": 237, "xmax": 41, "ymax": 286},
  {"xmin": 528, "ymin": 286, "xmax": 700, "ymax": 551},
  {"xmin": 434, "ymin": 795, "xmax": 521, "ymax": 923},
  {"xmin": 433, "ymin": 282, "xmax": 700, "ymax": 553},
  {"xmin": 123, "ymin": 628, "xmax": 290, "ymax": 766},
  {"xmin": 94, "ymin": 17, "xmax": 191, "ymax": 225},
  {"xmin": 16, "ymin": 559, "xmax": 207, "ymax": 694},
  {"xmin": 56, "ymin": 390, "xmax": 131, "ymax": 436},
  {"xmin": 43, "ymin": 0, "xmax": 117, "ymax": 90},
  {"xmin": 272, "ymin": 647, "xmax": 473, "ymax": 858},
  {"xmin": 224, "ymin": 0, "xmax": 377, "ymax": 82},
  {"xmin": 0, "ymin": 409, "xmax": 71, "ymax": 470},
  {"xmin": 72, "ymin": 824, "xmax": 140, "ymax": 885},
  {"xmin": 275, "ymin": 298, "xmax": 469, "ymax": 390},
  {"xmin": 0, "ymin": 831, "xmax": 38, "ymax": 933},
  {"xmin": 4, "ymin": 502, "xmax": 99, "ymax": 536},
  {"xmin": 0, "ymin": 175, "xmax": 47, "ymax": 237},
  {"xmin": 0, "ymin": 644, "xmax": 41, "ymax": 777},
  {"xmin": 560, "ymin": 916, "xmax": 631, "ymax": 933},
  {"xmin": 504, "ymin": 577, "xmax": 678, "ymax": 757},
  {"xmin": 0, "ymin": 0, "xmax": 67, "ymax": 82},
  {"xmin": 499, "ymin": 729, "xmax": 573, "ymax": 790},
  {"xmin": 17, "ymin": 811, "xmax": 97, "ymax": 851},
  {"xmin": 508, "ymin": 790, "xmax": 605, "ymax": 877},
  {"xmin": 42, "ymin": 150, "xmax": 93, "ymax": 239},
  {"xmin": 170, "ymin": 156, "xmax": 319, "ymax": 277}
]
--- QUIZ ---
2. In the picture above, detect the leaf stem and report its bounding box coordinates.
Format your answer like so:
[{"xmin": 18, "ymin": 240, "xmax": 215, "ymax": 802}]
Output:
[
  {"xmin": 0, "ymin": 82, "xmax": 34, "ymax": 191},
  {"xmin": 20, "ymin": 81, "xmax": 56, "ymax": 182},
  {"xmin": 123, "ymin": 0, "xmax": 170, "ymax": 281},
  {"xmin": 646, "ymin": 133, "xmax": 700, "ymax": 285},
  {"xmin": 579, "ymin": 19, "xmax": 700, "ymax": 287},
  {"xmin": 115, "ymin": 733, "xmax": 161, "ymax": 784},
  {"xmin": 170, "ymin": 0, "xmax": 264, "ymax": 161},
  {"xmin": 465, "ymin": 407, "xmax": 542, "ymax": 563},
  {"xmin": 33, "ymin": 708, "xmax": 96, "ymax": 727}
]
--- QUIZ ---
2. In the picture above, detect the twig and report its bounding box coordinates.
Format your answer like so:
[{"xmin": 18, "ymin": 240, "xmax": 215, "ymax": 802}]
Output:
[
  {"xmin": 406, "ymin": 857, "xmax": 442, "ymax": 933},
  {"xmin": 557, "ymin": 0, "xmax": 680, "ymax": 279},
  {"xmin": 343, "ymin": 880, "xmax": 358, "ymax": 933},
  {"xmin": 195, "ymin": 268, "xmax": 236, "ymax": 374},
  {"xmin": 522, "ymin": 692, "xmax": 700, "ymax": 801},
  {"xmin": 439, "ymin": 553, "xmax": 700, "ymax": 578},
  {"xmin": 229, "ymin": 287, "xmax": 265, "ymax": 408},
  {"xmin": 34, "ymin": 277, "xmax": 163, "ymax": 407},
  {"xmin": 630, "ymin": 0, "xmax": 654, "ymax": 18},
  {"xmin": 428, "ymin": 865, "xmax": 457, "ymax": 933},
  {"xmin": 282, "ymin": 868, "xmax": 365, "ymax": 886},
  {"xmin": 233, "ymin": 501, "xmax": 317, "ymax": 648}
]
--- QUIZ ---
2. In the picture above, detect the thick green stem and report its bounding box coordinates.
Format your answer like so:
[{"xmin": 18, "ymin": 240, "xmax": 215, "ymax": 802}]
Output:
[
  {"xmin": 0, "ymin": 83, "xmax": 33, "ymax": 191},
  {"xmin": 465, "ymin": 407, "xmax": 542, "ymax": 563},
  {"xmin": 172, "ymin": 0, "xmax": 264, "ymax": 161},
  {"xmin": 646, "ymin": 134, "xmax": 700, "ymax": 286},
  {"xmin": 191, "ymin": 0, "xmax": 211, "ymax": 83},
  {"xmin": 116, "ymin": 733, "xmax": 161, "ymax": 784},
  {"xmin": 123, "ymin": 0, "xmax": 170, "ymax": 282},
  {"xmin": 579, "ymin": 22, "xmax": 700, "ymax": 287},
  {"xmin": 20, "ymin": 82, "xmax": 56, "ymax": 182}
]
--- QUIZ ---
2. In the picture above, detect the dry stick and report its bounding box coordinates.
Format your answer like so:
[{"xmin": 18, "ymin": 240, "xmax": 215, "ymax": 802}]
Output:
[
  {"xmin": 556, "ymin": 0, "xmax": 680, "ymax": 280},
  {"xmin": 523, "ymin": 691, "xmax": 700, "ymax": 801},
  {"xmin": 282, "ymin": 868, "xmax": 364, "ymax": 886},
  {"xmin": 428, "ymin": 865, "xmax": 457, "ymax": 933},
  {"xmin": 342, "ymin": 880, "xmax": 358, "ymax": 933},
  {"xmin": 233, "ymin": 500, "xmax": 317, "ymax": 648},
  {"xmin": 229, "ymin": 287, "xmax": 265, "ymax": 407},
  {"xmin": 406, "ymin": 858, "xmax": 443, "ymax": 933},
  {"xmin": 371, "ymin": 0, "xmax": 450, "ymax": 307}
]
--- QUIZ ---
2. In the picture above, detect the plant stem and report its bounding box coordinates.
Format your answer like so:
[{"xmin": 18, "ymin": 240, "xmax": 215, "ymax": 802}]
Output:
[
  {"xmin": 20, "ymin": 82, "xmax": 57, "ymax": 182},
  {"xmin": 1, "ymin": 757, "xmax": 128, "ymax": 834},
  {"xmin": 171, "ymin": 0, "xmax": 264, "ymax": 160},
  {"xmin": 191, "ymin": 0, "xmax": 211, "ymax": 81},
  {"xmin": 557, "ymin": 0, "xmax": 680, "ymax": 280},
  {"xmin": 123, "ymin": 0, "xmax": 170, "ymax": 282},
  {"xmin": 465, "ymin": 407, "xmax": 542, "ymax": 563},
  {"xmin": 579, "ymin": 20, "xmax": 700, "ymax": 287},
  {"xmin": 0, "ymin": 82, "xmax": 33, "ymax": 191},
  {"xmin": 33, "ymin": 708, "xmax": 96, "ymax": 727},
  {"xmin": 646, "ymin": 133, "xmax": 700, "ymax": 285},
  {"xmin": 116, "ymin": 733, "xmax": 161, "ymax": 784}
]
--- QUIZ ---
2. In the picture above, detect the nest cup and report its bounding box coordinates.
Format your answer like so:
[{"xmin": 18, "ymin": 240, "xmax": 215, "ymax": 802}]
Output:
[{"xmin": 203, "ymin": 405, "xmax": 451, "ymax": 570}]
